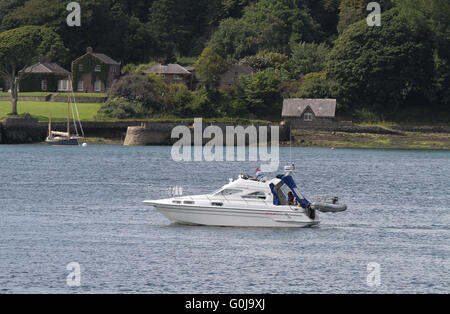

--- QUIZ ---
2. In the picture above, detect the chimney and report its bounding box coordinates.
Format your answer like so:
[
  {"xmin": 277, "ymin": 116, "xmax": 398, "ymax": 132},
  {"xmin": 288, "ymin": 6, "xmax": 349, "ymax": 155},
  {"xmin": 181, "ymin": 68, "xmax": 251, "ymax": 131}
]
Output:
[
  {"xmin": 39, "ymin": 54, "xmax": 44, "ymax": 64},
  {"xmin": 86, "ymin": 47, "xmax": 93, "ymax": 54},
  {"xmin": 45, "ymin": 53, "xmax": 52, "ymax": 63}
]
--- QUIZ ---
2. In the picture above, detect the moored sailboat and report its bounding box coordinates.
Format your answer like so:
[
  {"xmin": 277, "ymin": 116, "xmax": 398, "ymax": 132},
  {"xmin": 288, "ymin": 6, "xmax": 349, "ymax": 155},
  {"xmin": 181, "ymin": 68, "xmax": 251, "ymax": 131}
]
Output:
[{"xmin": 46, "ymin": 79, "xmax": 84, "ymax": 145}]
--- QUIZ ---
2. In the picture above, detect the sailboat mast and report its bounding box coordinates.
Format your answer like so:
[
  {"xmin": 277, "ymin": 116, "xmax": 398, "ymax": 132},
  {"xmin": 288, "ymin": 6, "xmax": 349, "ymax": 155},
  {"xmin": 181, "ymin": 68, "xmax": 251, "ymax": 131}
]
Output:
[
  {"xmin": 67, "ymin": 85, "xmax": 70, "ymax": 137},
  {"xmin": 48, "ymin": 113, "xmax": 52, "ymax": 137}
]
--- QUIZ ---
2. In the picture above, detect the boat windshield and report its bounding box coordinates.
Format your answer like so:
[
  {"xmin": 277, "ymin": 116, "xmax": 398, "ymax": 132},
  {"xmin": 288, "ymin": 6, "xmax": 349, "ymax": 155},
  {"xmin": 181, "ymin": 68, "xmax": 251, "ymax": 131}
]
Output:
[
  {"xmin": 212, "ymin": 189, "xmax": 243, "ymax": 196},
  {"xmin": 211, "ymin": 188, "xmax": 223, "ymax": 195}
]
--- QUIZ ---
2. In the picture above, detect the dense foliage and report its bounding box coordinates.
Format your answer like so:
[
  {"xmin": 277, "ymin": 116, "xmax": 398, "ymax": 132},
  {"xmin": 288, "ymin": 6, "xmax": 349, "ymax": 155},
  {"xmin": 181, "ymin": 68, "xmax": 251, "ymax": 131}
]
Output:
[
  {"xmin": 0, "ymin": 0, "xmax": 448, "ymax": 122},
  {"xmin": 328, "ymin": 9, "xmax": 435, "ymax": 119}
]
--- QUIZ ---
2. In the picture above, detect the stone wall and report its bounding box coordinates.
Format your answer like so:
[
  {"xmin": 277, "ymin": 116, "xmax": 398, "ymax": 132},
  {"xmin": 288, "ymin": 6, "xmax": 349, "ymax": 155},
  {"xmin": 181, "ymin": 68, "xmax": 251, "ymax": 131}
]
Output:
[
  {"xmin": 285, "ymin": 117, "xmax": 353, "ymax": 129},
  {"xmin": 0, "ymin": 95, "xmax": 106, "ymax": 103},
  {"xmin": 0, "ymin": 96, "xmax": 49, "ymax": 102},
  {"xmin": 124, "ymin": 122, "xmax": 289, "ymax": 146},
  {"xmin": 52, "ymin": 96, "xmax": 106, "ymax": 103},
  {"xmin": 0, "ymin": 118, "xmax": 46, "ymax": 144},
  {"xmin": 124, "ymin": 123, "xmax": 182, "ymax": 146},
  {"xmin": 0, "ymin": 120, "xmax": 141, "ymax": 144}
]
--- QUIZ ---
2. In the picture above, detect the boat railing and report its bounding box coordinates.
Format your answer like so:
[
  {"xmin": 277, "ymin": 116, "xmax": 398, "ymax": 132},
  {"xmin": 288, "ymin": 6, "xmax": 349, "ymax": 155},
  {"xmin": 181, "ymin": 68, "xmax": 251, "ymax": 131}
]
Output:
[{"xmin": 146, "ymin": 184, "xmax": 272, "ymax": 207}]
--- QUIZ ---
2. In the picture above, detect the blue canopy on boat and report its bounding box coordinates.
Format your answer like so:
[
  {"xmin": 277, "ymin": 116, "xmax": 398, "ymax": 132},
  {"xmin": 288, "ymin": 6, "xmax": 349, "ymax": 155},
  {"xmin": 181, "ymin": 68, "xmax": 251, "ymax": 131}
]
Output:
[
  {"xmin": 269, "ymin": 183, "xmax": 281, "ymax": 206},
  {"xmin": 281, "ymin": 175, "xmax": 310, "ymax": 209}
]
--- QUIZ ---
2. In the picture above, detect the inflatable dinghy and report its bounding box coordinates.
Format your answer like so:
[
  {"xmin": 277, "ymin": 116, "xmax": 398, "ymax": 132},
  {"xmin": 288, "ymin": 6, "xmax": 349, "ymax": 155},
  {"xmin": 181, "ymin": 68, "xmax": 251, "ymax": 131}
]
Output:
[{"xmin": 311, "ymin": 201, "xmax": 347, "ymax": 213}]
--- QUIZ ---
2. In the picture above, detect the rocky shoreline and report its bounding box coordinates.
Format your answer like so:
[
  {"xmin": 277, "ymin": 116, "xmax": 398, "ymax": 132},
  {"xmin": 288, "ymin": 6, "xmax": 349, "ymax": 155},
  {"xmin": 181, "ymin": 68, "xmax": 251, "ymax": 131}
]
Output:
[{"xmin": 1, "ymin": 117, "xmax": 449, "ymax": 150}]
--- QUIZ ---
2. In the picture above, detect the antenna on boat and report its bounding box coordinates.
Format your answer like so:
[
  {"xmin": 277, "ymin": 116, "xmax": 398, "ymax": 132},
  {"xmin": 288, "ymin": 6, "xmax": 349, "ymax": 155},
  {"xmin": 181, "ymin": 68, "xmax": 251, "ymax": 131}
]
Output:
[
  {"xmin": 48, "ymin": 113, "xmax": 52, "ymax": 138},
  {"xmin": 287, "ymin": 121, "xmax": 294, "ymax": 168}
]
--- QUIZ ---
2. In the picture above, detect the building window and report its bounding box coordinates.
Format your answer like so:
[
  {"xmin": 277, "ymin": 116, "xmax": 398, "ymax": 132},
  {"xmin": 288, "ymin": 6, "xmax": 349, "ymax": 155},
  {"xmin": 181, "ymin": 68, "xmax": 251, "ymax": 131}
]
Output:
[
  {"xmin": 41, "ymin": 80, "xmax": 47, "ymax": 91},
  {"xmin": 94, "ymin": 80, "xmax": 102, "ymax": 92},
  {"xmin": 58, "ymin": 80, "xmax": 69, "ymax": 91},
  {"xmin": 174, "ymin": 74, "xmax": 183, "ymax": 81},
  {"xmin": 304, "ymin": 112, "xmax": 313, "ymax": 121},
  {"xmin": 79, "ymin": 64, "xmax": 84, "ymax": 72},
  {"xmin": 77, "ymin": 80, "xmax": 84, "ymax": 92},
  {"xmin": 95, "ymin": 65, "xmax": 101, "ymax": 72}
]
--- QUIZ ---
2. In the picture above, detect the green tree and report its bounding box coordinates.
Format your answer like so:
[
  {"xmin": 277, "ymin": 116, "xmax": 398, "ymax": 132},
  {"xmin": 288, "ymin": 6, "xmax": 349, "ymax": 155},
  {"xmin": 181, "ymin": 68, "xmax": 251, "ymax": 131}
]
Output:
[
  {"xmin": 0, "ymin": 0, "xmax": 155, "ymax": 65},
  {"xmin": 302, "ymin": 0, "xmax": 341, "ymax": 41},
  {"xmin": 295, "ymin": 72, "xmax": 335, "ymax": 99},
  {"xmin": 107, "ymin": 74, "xmax": 165, "ymax": 114},
  {"xmin": 207, "ymin": 17, "xmax": 258, "ymax": 62},
  {"xmin": 327, "ymin": 9, "xmax": 435, "ymax": 117},
  {"xmin": 243, "ymin": 51, "xmax": 289, "ymax": 72},
  {"xmin": 337, "ymin": 0, "xmax": 393, "ymax": 34},
  {"xmin": 194, "ymin": 48, "xmax": 228, "ymax": 90},
  {"xmin": 208, "ymin": 0, "xmax": 319, "ymax": 61},
  {"xmin": 221, "ymin": 0, "xmax": 253, "ymax": 19},
  {"xmin": 164, "ymin": 84, "xmax": 193, "ymax": 114},
  {"xmin": 147, "ymin": 0, "xmax": 223, "ymax": 58},
  {"xmin": 395, "ymin": 0, "xmax": 450, "ymax": 109},
  {"xmin": 0, "ymin": 26, "xmax": 67, "ymax": 115},
  {"xmin": 289, "ymin": 42, "xmax": 330, "ymax": 78},
  {"xmin": 179, "ymin": 88, "xmax": 218, "ymax": 118},
  {"xmin": 233, "ymin": 68, "xmax": 283, "ymax": 118},
  {"xmin": 0, "ymin": 0, "xmax": 26, "ymax": 23}
]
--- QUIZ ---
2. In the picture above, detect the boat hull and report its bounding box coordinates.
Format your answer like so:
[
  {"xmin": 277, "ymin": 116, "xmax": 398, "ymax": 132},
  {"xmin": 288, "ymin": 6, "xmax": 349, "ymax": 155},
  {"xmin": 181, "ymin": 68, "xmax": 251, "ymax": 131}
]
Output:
[
  {"xmin": 46, "ymin": 137, "xmax": 79, "ymax": 146},
  {"xmin": 145, "ymin": 201, "xmax": 320, "ymax": 228}
]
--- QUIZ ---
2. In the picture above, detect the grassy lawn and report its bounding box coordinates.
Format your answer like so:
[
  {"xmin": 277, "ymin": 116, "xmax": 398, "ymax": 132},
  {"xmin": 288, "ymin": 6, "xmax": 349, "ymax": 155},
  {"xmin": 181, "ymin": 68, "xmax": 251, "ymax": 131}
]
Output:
[{"xmin": 0, "ymin": 101, "xmax": 102, "ymax": 122}]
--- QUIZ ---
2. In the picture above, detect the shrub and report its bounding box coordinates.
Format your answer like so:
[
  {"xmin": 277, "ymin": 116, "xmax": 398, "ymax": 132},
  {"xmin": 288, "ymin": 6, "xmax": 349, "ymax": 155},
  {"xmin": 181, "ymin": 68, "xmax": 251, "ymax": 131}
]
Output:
[
  {"xmin": 289, "ymin": 42, "xmax": 330, "ymax": 79},
  {"xmin": 243, "ymin": 51, "xmax": 289, "ymax": 71},
  {"xmin": 353, "ymin": 108, "xmax": 382, "ymax": 123},
  {"xmin": 96, "ymin": 97, "xmax": 148, "ymax": 120},
  {"xmin": 164, "ymin": 84, "xmax": 193, "ymax": 114},
  {"xmin": 108, "ymin": 74, "xmax": 164, "ymax": 113},
  {"xmin": 295, "ymin": 72, "xmax": 335, "ymax": 99}
]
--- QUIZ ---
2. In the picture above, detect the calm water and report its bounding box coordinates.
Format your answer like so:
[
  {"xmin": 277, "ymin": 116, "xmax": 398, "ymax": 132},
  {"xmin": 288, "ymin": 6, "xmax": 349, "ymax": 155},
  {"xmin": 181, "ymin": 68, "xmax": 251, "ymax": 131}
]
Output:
[{"xmin": 0, "ymin": 145, "xmax": 449, "ymax": 294}]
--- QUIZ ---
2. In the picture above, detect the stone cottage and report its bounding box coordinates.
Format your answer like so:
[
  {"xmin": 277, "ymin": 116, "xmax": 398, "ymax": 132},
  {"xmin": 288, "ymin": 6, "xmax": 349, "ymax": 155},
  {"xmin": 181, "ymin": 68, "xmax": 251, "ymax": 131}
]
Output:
[
  {"xmin": 143, "ymin": 63, "xmax": 194, "ymax": 89},
  {"xmin": 72, "ymin": 47, "xmax": 121, "ymax": 93},
  {"xmin": 282, "ymin": 98, "xmax": 337, "ymax": 128},
  {"xmin": 18, "ymin": 55, "xmax": 70, "ymax": 92},
  {"xmin": 219, "ymin": 64, "xmax": 253, "ymax": 88}
]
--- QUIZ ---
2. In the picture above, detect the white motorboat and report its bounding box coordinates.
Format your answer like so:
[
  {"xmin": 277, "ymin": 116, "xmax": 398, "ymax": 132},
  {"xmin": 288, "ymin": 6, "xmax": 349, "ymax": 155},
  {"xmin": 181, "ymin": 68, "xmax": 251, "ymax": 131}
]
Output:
[{"xmin": 143, "ymin": 166, "xmax": 347, "ymax": 228}]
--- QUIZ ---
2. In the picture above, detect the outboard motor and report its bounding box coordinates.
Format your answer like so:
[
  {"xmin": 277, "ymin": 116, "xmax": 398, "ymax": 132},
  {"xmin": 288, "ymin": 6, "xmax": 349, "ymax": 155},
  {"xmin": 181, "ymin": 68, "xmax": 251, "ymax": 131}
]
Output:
[{"xmin": 307, "ymin": 206, "xmax": 316, "ymax": 219}]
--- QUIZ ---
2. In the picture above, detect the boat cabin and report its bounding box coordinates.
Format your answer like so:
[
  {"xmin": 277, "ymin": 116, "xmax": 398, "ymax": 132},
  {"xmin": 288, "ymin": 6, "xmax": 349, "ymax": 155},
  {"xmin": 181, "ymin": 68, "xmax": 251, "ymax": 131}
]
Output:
[{"xmin": 211, "ymin": 175, "xmax": 310, "ymax": 208}]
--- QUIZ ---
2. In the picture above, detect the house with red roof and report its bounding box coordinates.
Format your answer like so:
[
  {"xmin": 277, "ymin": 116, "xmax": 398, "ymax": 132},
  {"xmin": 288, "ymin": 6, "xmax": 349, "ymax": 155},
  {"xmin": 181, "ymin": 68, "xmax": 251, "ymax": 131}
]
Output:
[{"xmin": 143, "ymin": 63, "xmax": 194, "ymax": 89}]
